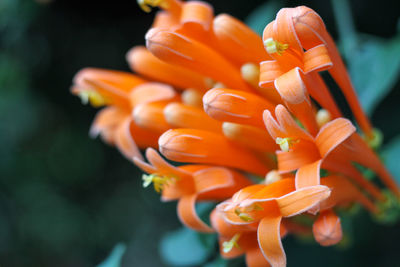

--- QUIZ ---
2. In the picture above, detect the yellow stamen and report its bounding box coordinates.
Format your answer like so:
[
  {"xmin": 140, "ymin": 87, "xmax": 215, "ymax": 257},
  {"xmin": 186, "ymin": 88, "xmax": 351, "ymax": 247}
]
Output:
[
  {"xmin": 275, "ymin": 137, "xmax": 299, "ymax": 152},
  {"xmin": 241, "ymin": 63, "xmax": 260, "ymax": 88},
  {"xmin": 264, "ymin": 38, "xmax": 289, "ymax": 56},
  {"xmin": 265, "ymin": 170, "xmax": 282, "ymax": 185},
  {"xmin": 142, "ymin": 173, "xmax": 178, "ymax": 193},
  {"xmin": 222, "ymin": 234, "xmax": 241, "ymax": 253},
  {"xmin": 316, "ymin": 109, "xmax": 331, "ymax": 128},
  {"xmin": 78, "ymin": 90, "xmax": 107, "ymax": 107},
  {"xmin": 137, "ymin": 0, "xmax": 168, "ymax": 13},
  {"xmin": 244, "ymin": 204, "xmax": 264, "ymax": 212},
  {"xmin": 235, "ymin": 208, "xmax": 253, "ymax": 222}
]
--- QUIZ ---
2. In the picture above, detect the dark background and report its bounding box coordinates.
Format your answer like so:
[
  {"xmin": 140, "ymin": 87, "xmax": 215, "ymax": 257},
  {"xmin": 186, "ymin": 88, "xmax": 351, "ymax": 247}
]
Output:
[{"xmin": 1, "ymin": 0, "xmax": 399, "ymax": 266}]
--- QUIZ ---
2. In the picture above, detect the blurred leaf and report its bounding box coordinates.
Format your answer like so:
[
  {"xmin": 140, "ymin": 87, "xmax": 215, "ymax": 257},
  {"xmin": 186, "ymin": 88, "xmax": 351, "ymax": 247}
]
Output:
[
  {"xmin": 97, "ymin": 243, "xmax": 126, "ymax": 267},
  {"xmin": 332, "ymin": 0, "xmax": 400, "ymax": 115},
  {"xmin": 382, "ymin": 136, "xmax": 400, "ymax": 183},
  {"xmin": 160, "ymin": 227, "xmax": 215, "ymax": 266},
  {"xmin": 204, "ymin": 256, "xmax": 245, "ymax": 267},
  {"xmin": 244, "ymin": 0, "xmax": 285, "ymax": 36},
  {"xmin": 203, "ymin": 257, "xmax": 228, "ymax": 267},
  {"xmin": 347, "ymin": 34, "xmax": 400, "ymax": 115}
]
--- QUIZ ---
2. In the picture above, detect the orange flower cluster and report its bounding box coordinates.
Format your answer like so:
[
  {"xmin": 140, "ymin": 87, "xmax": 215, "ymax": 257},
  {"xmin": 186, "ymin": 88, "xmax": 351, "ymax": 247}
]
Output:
[{"xmin": 72, "ymin": 1, "xmax": 399, "ymax": 266}]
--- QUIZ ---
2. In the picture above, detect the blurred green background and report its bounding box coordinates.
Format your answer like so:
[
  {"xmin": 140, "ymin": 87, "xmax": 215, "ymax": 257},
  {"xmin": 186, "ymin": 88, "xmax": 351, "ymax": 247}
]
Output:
[{"xmin": 0, "ymin": 0, "xmax": 399, "ymax": 266}]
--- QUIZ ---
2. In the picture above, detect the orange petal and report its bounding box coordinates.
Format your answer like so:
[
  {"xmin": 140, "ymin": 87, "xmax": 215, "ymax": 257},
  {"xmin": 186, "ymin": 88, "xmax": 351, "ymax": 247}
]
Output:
[
  {"xmin": 276, "ymin": 141, "xmax": 321, "ymax": 172},
  {"xmin": 145, "ymin": 148, "xmax": 192, "ymax": 178},
  {"xmin": 204, "ymin": 88, "xmax": 275, "ymax": 129},
  {"xmin": 211, "ymin": 209, "xmax": 256, "ymax": 237},
  {"xmin": 288, "ymin": 6, "xmax": 373, "ymax": 137},
  {"xmin": 114, "ymin": 118, "xmax": 143, "ymax": 161},
  {"xmin": 315, "ymin": 118, "xmax": 355, "ymax": 158},
  {"xmin": 146, "ymin": 28, "xmax": 254, "ymax": 92},
  {"xmin": 322, "ymin": 156, "xmax": 384, "ymax": 201},
  {"xmin": 213, "ymin": 14, "xmax": 270, "ymax": 65},
  {"xmin": 89, "ymin": 107, "xmax": 127, "ymax": 143},
  {"xmin": 194, "ymin": 167, "xmax": 232, "ymax": 193},
  {"xmin": 152, "ymin": 10, "xmax": 179, "ymax": 30},
  {"xmin": 133, "ymin": 102, "xmax": 171, "ymax": 134},
  {"xmin": 277, "ymin": 184, "xmax": 330, "ymax": 217},
  {"xmin": 159, "ymin": 128, "xmax": 269, "ymax": 175},
  {"xmin": 295, "ymin": 160, "xmax": 322, "ymax": 189},
  {"xmin": 246, "ymin": 248, "xmax": 272, "ymax": 267},
  {"xmin": 129, "ymin": 82, "xmax": 177, "ymax": 107},
  {"xmin": 240, "ymin": 178, "xmax": 296, "ymax": 203},
  {"xmin": 341, "ymin": 134, "xmax": 400, "ymax": 196},
  {"xmin": 274, "ymin": 68, "xmax": 319, "ymax": 135},
  {"xmin": 164, "ymin": 103, "xmax": 222, "ymax": 133},
  {"xmin": 320, "ymin": 175, "xmax": 378, "ymax": 213},
  {"xmin": 304, "ymin": 73, "xmax": 342, "ymax": 118},
  {"xmin": 289, "ymin": 6, "xmax": 326, "ymax": 50},
  {"xmin": 257, "ymin": 216, "xmax": 285, "ymax": 267},
  {"xmin": 128, "ymin": 117, "xmax": 160, "ymax": 149},
  {"xmin": 222, "ymin": 122, "xmax": 278, "ymax": 153},
  {"xmin": 198, "ymin": 168, "xmax": 251, "ymax": 201},
  {"xmin": 73, "ymin": 67, "xmax": 146, "ymax": 92},
  {"xmin": 179, "ymin": 1, "xmax": 213, "ymax": 32},
  {"xmin": 76, "ymin": 78, "xmax": 131, "ymax": 110},
  {"xmin": 149, "ymin": 0, "xmax": 182, "ymax": 21},
  {"xmin": 127, "ymin": 46, "xmax": 208, "ymax": 91},
  {"xmin": 312, "ymin": 209, "xmax": 342, "ymax": 246},
  {"xmin": 303, "ymin": 44, "xmax": 332, "ymax": 73},
  {"xmin": 259, "ymin": 60, "xmax": 284, "ymax": 89},
  {"xmin": 263, "ymin": 105, "xmax": 313, "ymax": 142},
  {"xmin": 177, "ymin": 194, "xmax": 214, "ymax": 233}
]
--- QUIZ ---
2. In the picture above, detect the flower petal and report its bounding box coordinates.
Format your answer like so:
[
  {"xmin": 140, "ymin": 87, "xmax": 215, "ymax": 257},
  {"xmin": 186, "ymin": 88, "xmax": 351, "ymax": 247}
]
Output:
[
  {"xmin": 303, "ymin": 44, "xmax": 332, "ymax": 73},
  {"xmin": 213, "ymin": 14, "xmax": 270, "ymax": 65},
  {"xmin": 159, "ymin": 128, "xmax": 269, "ymax": 175},
  {"xmin": 274, "ymin": 68, "xmax": 319, "ymax": 135},
  {"xmin": 129, "ymin": 82, "xmax": 177, "ymax": 107},
  {"xmin": 164, "ymin": 102, "xmax": 222, "ymax": 133},
  {"xmin": 114, "ymin": 118, "xmax": 143, "ymax": 161},
  {"xmin": 177, "ymin": 194, "xmax": 214, "ymax": 233},
  {"xmin": 295, "ymin": 159, "xmax": 322, "ymax": 189},
  {"xmin": 246, "ymin": 248, "xmax": 272, "ymax": 267},
  {"xmin": 315, "ymin": 118, "xmax": 355, "ymax": 158},
  {"xmin": 146, "ymin": 28, "xmax": 254, "ymax": 92},
  {"xmin": 133, "ymin": 102, "xmax": 171, "ymax": 134},
  {"xmin": 277, "ymin": 184, "xmax": 331, "ymax": 217},
  {"xmin": 257, "ymin": 216, "xmax": 285, "ymax": 267},
  {"xmin": 203, "ymin": 88, "xmax": 275, "ymax": 129},
  {"xmin": 127, "ymin": 46, "xmax": 207, "ymax": 91},
  {"xmin": 312, "ymin": 209, "xmax": 342, "ymax": 246}
]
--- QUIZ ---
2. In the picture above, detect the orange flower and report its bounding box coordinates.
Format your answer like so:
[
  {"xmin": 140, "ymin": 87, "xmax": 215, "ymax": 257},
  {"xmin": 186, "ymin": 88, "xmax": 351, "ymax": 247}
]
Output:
[
  {"xmin": 217, "ymin": 178, "xmax": 331, "ymax": 267},
  {"xmin": 134, "ymin": 148, "xmax": 251, "ymax": 232},
  {"xmin": 73, "ymin": 2, "xmax": 399, "ymax": 267},
  {"xmin": 263, "ymin": 104, "xmax": 397, "ymax": 201},
  {"xmin": 217, "ymin": 174, "xmax": 377, "ymax": 267},
  {"xmin": 261, "ymin": 6, "xmax": 374, "ymax": 139},
  {"xmin": 71, "ymin": 68, "xmax": 177, "ymax": 160}
]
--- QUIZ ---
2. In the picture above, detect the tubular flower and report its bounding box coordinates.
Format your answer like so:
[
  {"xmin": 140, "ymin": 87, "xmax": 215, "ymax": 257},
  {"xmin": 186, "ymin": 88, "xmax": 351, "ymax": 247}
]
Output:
[
  {"xmin": 72, "ymin": 68, "xmax": 178, "ymax": 160},
  {"xmin": 134, "ymin": 148, "xmax": 251, "ymax": 232},
  {"xmin": 263, "ymin": 104, "xmax": 398, "ymax": 200},
  {"xmin": 73, "ymin": 1, "xmax": 399, "ymax": 267},
  {"xmin": 262, "ymin": 6, "xmax": 374, "ymax": 139},
  {"xmin": 216, "ymin": 175, "xmax": 377, "ymax": 267},
  {"xmin": 217, "ymin": 178, "xmax": 331, "ymax": 267}
]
